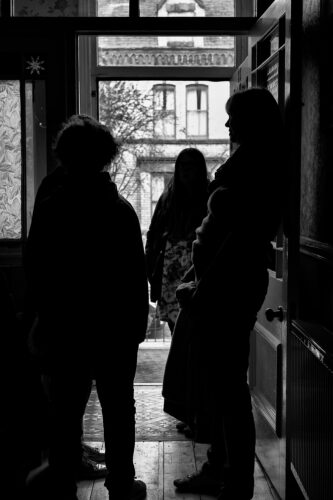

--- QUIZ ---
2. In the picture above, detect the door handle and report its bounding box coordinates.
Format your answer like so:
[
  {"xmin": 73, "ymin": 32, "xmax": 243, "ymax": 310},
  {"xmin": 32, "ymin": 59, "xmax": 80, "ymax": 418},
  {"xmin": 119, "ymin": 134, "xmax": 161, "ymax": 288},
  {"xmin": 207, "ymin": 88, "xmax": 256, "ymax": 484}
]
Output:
[{"xmin": 265, "ymin": 306, "xmax": 284, "ymax": 322}]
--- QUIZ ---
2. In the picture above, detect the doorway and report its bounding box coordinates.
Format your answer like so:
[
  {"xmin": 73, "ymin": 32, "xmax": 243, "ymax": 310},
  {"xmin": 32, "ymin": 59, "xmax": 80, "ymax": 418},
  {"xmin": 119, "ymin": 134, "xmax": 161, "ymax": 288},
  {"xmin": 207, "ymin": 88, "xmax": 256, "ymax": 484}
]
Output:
[{"xmin": 78, "ymin": 35, "xmax": 232, "ymax": 341}]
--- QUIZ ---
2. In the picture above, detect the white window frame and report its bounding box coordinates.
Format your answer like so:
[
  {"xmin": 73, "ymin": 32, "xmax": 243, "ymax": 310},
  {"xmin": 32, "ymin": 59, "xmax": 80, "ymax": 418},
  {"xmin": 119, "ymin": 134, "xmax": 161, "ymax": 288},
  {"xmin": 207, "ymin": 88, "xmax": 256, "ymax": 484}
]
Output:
[
  {"xmin": 186, "ymin": 83, "xmax": 208, "ymax": 138},
  {"xmin": 153, "ymin": 83, "xmax": 176, "ymax": 138}
]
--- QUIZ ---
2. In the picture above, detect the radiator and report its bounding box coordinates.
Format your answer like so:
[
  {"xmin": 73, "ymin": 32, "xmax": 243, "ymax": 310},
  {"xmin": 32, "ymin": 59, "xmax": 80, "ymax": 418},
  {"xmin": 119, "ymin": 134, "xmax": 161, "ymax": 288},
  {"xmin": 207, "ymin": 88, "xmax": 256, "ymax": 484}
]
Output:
[{"xmin": 289, "ymin": 322, "xmax": 333, "ymax": 500}]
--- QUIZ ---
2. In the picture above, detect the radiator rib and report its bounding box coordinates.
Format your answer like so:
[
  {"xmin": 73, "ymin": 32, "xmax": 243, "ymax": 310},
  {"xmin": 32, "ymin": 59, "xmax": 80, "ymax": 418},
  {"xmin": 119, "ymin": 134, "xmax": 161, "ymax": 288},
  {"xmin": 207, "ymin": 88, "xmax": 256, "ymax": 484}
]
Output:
[{"xmin": 289, "ymin": 323, "xmax": 333, "ymax": 500}]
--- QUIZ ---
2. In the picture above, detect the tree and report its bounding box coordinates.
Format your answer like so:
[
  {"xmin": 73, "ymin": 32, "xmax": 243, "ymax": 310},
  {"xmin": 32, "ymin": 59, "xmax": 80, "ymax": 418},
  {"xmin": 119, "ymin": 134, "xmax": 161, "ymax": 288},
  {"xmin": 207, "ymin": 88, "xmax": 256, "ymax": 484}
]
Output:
[{"xmin": 99, "ymin": 80, "xmax": 168, "ymax": 198}]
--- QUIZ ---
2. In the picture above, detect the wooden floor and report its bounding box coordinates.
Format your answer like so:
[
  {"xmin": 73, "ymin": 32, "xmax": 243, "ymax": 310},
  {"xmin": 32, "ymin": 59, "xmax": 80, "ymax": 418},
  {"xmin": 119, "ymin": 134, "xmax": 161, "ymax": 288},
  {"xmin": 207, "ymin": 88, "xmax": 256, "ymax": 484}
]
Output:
[
  {"xmin": 79, "ymin": 343, "xmax": 278, "ymax": 499},
  {"xmin": 77, "ymin": 441, "xmax": 278, "ymax": 500}
]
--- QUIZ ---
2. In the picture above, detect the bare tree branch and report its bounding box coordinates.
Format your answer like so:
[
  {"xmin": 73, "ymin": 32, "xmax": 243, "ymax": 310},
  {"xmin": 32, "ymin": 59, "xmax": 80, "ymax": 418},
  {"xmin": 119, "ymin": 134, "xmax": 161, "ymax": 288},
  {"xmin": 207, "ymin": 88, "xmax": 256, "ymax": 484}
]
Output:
[{"xmin": 99, "ymin": 81, "xmax": 169, "ymax": 197}]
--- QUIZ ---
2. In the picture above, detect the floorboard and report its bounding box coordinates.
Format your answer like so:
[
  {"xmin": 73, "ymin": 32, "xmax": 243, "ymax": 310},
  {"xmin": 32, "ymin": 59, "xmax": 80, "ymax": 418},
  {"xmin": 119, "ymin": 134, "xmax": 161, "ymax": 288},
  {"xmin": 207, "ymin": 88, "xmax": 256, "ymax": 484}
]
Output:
[
  {"xmin": 77, "ymin": 441, "xmax": 277, "ymax": 500},
  {"xmin": 78, "ymin": 345, "xmax": 277, "ymax": 499}
]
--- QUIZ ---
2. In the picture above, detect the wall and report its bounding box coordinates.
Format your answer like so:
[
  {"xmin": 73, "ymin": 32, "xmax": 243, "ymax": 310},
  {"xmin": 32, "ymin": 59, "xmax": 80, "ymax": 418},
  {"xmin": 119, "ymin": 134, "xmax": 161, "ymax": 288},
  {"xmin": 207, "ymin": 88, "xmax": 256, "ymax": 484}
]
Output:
[{"xmin": 298, "ymin": 0, "xmax": 333, "ymax": 331}]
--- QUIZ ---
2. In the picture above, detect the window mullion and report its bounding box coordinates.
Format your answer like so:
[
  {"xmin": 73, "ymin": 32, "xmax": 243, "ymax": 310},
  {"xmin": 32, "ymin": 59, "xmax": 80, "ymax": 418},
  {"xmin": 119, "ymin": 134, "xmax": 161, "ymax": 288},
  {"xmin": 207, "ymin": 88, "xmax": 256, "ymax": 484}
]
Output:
[
  {"xmin": 129, "ymin": 0, "xmax": 140, "ymax": 18},
  {"xmin": 0, "ymin": 0, "xmax": 11, "ymax": 17}
]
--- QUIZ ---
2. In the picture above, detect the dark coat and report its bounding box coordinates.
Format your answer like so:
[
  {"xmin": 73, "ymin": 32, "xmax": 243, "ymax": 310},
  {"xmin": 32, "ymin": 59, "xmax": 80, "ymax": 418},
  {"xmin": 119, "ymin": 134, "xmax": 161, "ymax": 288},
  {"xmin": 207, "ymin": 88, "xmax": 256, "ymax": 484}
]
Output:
[
  {"xmin": 145, "ymin": 192, "xmax": 169, "ymax": 302},
  {"xmin": 162, "ymin": 143, "xmax": 283, "ymax": 437},
  {"xmin": 25, "ymin": 170, "xmax": 149, "ymax": 373}
]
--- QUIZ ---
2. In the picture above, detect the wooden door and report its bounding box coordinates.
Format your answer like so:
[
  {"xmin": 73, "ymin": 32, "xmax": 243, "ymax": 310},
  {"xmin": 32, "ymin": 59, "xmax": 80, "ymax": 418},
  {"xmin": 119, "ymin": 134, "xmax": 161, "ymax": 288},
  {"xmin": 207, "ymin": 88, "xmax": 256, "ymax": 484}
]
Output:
[{"xmin": 232, "ymin": 2, "xmax": 290, "ymax": 498}]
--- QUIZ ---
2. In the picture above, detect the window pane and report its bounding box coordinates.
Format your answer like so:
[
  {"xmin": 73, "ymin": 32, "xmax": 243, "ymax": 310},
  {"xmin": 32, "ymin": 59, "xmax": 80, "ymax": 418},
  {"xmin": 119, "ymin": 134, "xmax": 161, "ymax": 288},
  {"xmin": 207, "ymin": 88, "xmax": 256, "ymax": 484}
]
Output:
[
  {"xmin": 14, "ymin": 0, "xmax": 129, "ymax": 17},
  {"xmin": 153, "ymin": 85, "xmax": 176, "ymax": 137},
  {"xmin": 187, "ymin": 88, "xmax": 197, "ymax": 110},
  {"xmin": 98, "ymin": 35, "xmax": 234, "ymax": 67},
  {"xmin": 14, "ymin": 0, "xmax": 87, "ymax": 16},
  {"xmin": 13, "ymin": 0, "xmax": 128, "ymax": 16},
  {"xmin": 165, "ymin": 89, "xmax": 175, "ymax": 110},
  {"xmin": 154, "ymin": 90, "xmax": 163, "ymax": 110},
  {"xmin": 0, "ymin": 81, "xmax": 21, "ymax": 239},
  {"xmin": 12, "ymin": 0, "xmax": 256, "ymax": 18},
  {"xmin": 152, "ymin": 175, "xmax": 165, "ymax": 202},
  {"xmin": 198, "ymin": 111, "xmax": 208, "ymax": 135},
  {"xmin": 187, "ymin": 110, "xmax": 207, "ymax": 137},
  {"xmin": 25, "ymin": 82, "xmax": 35, "ymax": 234},
  {"xmin": 187, "ymin": 110, "xmax": 198, "ymax": 135},
  {"xmin": 154, "ymin": 86, "xmax": 175, "ymax": 111},
  {"xmin": 141, "ymin": 0, "xmax": 238, "ymax": 17},
  {"xmin": 154, "ymin": 113, "xmax": 175, "ymax": 137},
  {"xmin": 98, "ymin": 0, "xmax": 129, "ymax": 17},
  {"xmin": 200, "ymin": 88, "xmax": 208, "ymax": 110},
  {"xmin": 25, "ymin": 80, "xmax": 47, "ymax": 234},
  {"xmin": 187, "ymin": 86, "xmax": 208, "ymax": 111}
]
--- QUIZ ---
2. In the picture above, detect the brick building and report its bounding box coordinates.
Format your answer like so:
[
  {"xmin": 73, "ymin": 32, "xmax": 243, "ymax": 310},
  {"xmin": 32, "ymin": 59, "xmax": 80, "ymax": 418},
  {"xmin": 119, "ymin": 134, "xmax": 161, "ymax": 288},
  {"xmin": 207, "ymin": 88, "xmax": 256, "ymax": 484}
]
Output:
[{"xmin": 97, "ymin": 0, "xmax": 234, "ymax": 233}]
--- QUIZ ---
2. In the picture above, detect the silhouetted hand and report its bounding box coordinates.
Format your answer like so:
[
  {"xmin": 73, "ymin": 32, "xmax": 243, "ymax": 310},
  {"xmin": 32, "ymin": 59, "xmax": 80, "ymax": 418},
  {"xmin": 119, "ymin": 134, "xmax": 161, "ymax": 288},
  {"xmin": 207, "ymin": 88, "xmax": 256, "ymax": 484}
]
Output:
[{"xmin": 176, "ymin": 281, "xmax": 197, "ymax": 308}]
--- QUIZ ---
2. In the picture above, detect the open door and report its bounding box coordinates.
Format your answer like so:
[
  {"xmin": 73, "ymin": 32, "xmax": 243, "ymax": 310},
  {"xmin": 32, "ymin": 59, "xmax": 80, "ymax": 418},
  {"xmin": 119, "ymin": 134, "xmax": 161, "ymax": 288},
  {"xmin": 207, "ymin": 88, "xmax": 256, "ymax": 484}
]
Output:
[
  {"xmin": 249, "ymin": 4, "xmax": 287, "ymax": 499},
  {"xmin": 230, "ymin": 1, "xmax": 290, "ymax": 498}
]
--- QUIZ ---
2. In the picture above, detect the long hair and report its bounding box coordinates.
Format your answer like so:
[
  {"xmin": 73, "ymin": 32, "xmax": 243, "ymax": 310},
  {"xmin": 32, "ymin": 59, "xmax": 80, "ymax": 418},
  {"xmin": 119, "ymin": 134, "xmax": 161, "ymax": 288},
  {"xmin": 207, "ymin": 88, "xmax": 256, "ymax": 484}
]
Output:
[
  {"xmin": 164, "ymin": 147, "xmax": 209, "ymax": 239},
  {"xmin": 226, "ymin": 87, "xmax": 285, "ymax": 147},
  {"xmin": 224, "ymin": 87, "xmax": 288, "ymax": 241}
]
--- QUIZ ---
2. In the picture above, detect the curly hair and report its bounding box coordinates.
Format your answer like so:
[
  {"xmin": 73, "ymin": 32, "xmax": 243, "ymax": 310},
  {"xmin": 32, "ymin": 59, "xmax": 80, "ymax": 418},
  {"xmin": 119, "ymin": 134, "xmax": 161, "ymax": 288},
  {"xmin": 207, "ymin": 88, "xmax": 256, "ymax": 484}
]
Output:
[{"xmin": 54, "ymin": 114, "xmax": 119, "ymax": 172}]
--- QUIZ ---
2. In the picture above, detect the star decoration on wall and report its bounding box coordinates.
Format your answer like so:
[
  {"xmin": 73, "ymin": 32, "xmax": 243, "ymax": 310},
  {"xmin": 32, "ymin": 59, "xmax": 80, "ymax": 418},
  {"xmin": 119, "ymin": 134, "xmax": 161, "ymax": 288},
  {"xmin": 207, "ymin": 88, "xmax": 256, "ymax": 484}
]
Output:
[{"xmin": 26, "ymin": 56, "xmax": 45, "ymax": 75}]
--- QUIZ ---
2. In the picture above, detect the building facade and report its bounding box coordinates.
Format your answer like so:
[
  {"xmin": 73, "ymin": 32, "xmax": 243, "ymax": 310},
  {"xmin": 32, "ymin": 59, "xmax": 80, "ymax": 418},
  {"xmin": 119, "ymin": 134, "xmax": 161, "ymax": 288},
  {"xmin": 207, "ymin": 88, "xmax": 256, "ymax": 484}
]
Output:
[{"xmin": 96, "ymin": 0, "xmax": 234, "ymax": 232}]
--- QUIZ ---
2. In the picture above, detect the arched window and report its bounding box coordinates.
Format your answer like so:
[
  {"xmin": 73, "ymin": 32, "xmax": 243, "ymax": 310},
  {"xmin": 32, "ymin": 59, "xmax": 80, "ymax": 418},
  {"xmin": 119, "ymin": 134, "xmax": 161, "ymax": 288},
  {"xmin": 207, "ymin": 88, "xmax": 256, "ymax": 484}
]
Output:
[
  {"xmin": 186, "ymin": 83, "xmax": 208, "ymax": 137},
  {"xmin": 153, "ymin": 83, "xmax": 176, "ymax": 137}
]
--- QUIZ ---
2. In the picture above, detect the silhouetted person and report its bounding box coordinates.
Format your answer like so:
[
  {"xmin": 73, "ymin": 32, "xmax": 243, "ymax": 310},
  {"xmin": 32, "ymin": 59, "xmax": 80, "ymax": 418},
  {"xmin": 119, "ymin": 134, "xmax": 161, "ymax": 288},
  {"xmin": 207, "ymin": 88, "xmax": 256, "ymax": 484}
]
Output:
[
  {"xmin": 163, "ymin": 88, "xmax": 286, "ymax": 500},
  {"xmin": 25, "ymin": 151, "xmax": 107, "ymax": 478},
  {"xmin": 145, "ymin": 147, "xmax": 209, "ymax": 334},
  {"xmin": 24, "ymin": 114, "xmax": 149, "ymax": 500},
  {"xmin": 145, "ymin": 147, "xmax": 209, "ymax": 437}
]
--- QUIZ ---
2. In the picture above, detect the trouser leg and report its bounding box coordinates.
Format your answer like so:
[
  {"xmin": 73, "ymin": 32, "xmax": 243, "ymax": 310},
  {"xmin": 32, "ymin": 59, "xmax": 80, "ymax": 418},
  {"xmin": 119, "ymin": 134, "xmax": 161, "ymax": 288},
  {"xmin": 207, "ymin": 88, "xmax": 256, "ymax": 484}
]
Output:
[
  {"xmin": 221, "ymin": 382, "xmax": 255, "ymax": 495},
  {"xmin": 42, "ymin": 372, "xmax": 92, "ymax": 495},
  {"xmin": 209, "ymin": 339, "xmax": 255, "ymax": 497},
  {"xmin": 95, "ymin": 343, "xmax": 138, "ymax": 495}
]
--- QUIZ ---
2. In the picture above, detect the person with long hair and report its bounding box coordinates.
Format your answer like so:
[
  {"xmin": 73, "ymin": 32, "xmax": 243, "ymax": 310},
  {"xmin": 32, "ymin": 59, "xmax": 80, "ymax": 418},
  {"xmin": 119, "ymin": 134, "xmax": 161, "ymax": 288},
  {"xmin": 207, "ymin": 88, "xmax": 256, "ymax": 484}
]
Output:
[
  {"xmin": 146, "ymin": 147, "xmax": 210, "ymax": 437},
  {"xmin": 163, "ymin": 88, "xmax": 287, "ymax": 500},
  {"xmin": 145, "ymin": 147, "xmax": 210, "ymax": 335}
]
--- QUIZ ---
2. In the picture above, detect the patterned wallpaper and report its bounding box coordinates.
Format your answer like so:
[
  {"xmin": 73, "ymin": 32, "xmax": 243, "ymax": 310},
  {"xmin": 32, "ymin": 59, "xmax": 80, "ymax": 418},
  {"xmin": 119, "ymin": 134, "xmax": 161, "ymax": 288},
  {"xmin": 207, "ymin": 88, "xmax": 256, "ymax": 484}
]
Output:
[{"xmin": 0, "ymin": 81, "xmax": 22, "ymax": 239}]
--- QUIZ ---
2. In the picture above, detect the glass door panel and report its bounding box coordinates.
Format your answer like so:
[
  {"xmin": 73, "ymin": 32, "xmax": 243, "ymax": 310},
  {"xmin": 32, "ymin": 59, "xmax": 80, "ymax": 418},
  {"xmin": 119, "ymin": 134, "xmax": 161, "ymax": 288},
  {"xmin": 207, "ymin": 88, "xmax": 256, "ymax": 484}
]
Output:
[
  {"xmin": 97, "ymin": 35, "xmax": 234, "ymax": 68},
  {"xmin": 139, "ymin": 0, "xmax": 237, "ymax": 17},
  {"xmin": 97, "ymin": 78, "xmax": 230, "ymax": 230},
  {"xmin": 0, "ymin": 79, "xmax": 47, "ymax": 241},
  {"xmin": 25, "ymin": 80, "xmax": 47, "ymax": 233},
  {"xmin": 0, "ymin": 80, "xmax": 22, "ymax": 240},
  {"xmin": 12, "ymin": 0, "xmax": 254, "ymax": 18}
]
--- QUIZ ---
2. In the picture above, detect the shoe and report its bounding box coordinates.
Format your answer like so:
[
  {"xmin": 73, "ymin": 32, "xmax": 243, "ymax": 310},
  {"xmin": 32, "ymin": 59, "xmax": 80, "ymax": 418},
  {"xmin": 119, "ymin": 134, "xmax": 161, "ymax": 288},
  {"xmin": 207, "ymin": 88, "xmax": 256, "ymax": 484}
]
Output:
[
  {"xmin": 109, "ymin": 479, "xmax": 147, "ymax": 500},
  {"xmin": 129, "ymin": 479, "xmax": 147, "ymax": 500},
  {"xmin": 176, "ymin": 421, "xmax": 187, "ymax": 432},
  {"xmin": 175, "ymin": 421, "xmax": 194, "ymax": 438},
  {"xmin": 174, "ymin": 470, "xmax": 223, "ymax": 494},
  {"xmin": 82, "ymin": 442, "xmax": 105, "ymax": 463},
  {"xmin": 76, "ymin": 457, "xmax": 107, "ymax": 479},
  {"xmin": 183, "ymin": 425, "xmax": 194, "ymax": 439}
]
